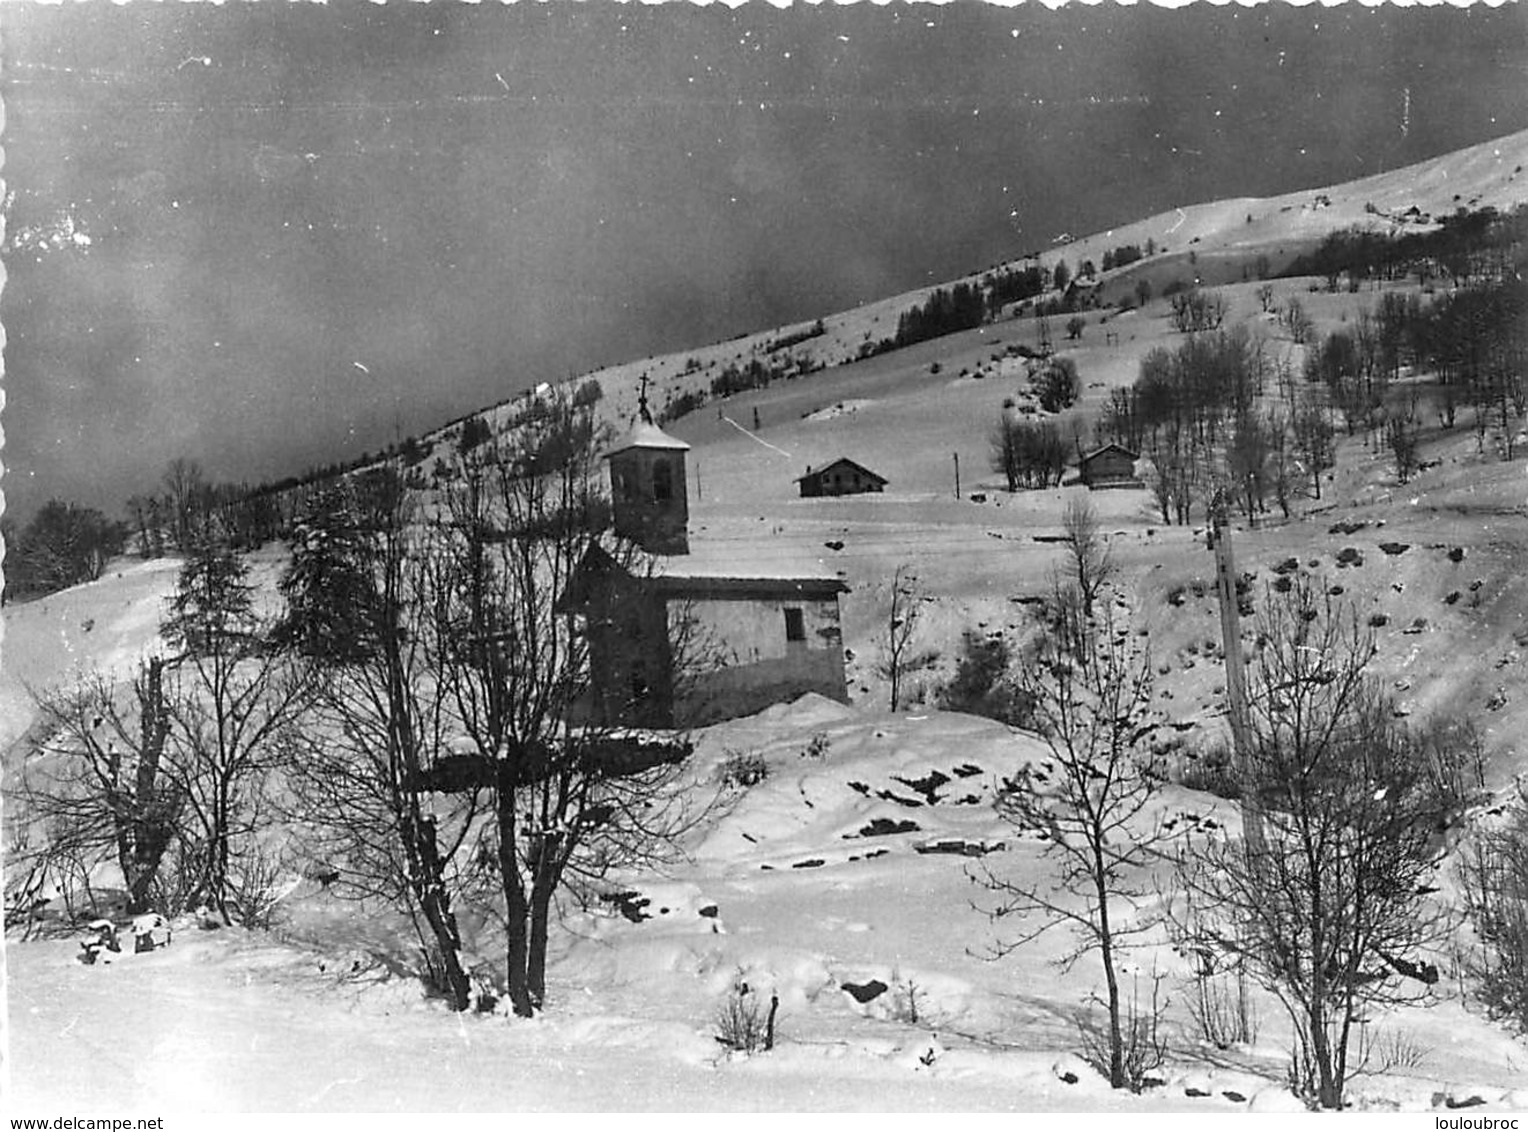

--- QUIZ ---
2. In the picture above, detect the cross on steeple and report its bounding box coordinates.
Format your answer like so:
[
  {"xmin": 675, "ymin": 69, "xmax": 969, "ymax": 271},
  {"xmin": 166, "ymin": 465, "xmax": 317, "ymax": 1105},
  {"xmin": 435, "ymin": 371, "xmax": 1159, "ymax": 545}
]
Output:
[{"xmin": 637, "ymin": 373, "xmax": 653, "ymax": 424}]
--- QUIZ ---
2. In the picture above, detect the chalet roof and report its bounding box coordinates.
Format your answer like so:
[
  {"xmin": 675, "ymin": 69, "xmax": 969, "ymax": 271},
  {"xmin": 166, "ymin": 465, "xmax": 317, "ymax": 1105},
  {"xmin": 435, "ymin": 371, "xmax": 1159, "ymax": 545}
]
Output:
[
  {"xmin": 607, "ymin": 419, "xmax": 691, "ymax": 457},
  {"xmin": 1077, "ymin": 442, "xmax": 1139, "ymax": 464},
  {"xmin": 794, "ymin": 457, "xmax": 888, "ymax": 485}
]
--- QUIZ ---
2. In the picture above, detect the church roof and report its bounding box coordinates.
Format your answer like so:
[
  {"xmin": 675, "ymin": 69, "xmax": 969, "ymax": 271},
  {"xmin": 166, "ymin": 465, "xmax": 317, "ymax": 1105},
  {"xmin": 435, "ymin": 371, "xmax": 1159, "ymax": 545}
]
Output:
[
  {"xmin": 560, "ymin": 538, "xmax": 848, "ymax": 610},
  {"xmin": 650, "ymin": 538, "xmax": 847, "ymax": 593},
  {"xmin": 654, "ymin": 572, "xmax": 848, "ymax": 599},
  {"xmin": 607, "ymin": 419, "xmax": 691, "ymax": 457}
]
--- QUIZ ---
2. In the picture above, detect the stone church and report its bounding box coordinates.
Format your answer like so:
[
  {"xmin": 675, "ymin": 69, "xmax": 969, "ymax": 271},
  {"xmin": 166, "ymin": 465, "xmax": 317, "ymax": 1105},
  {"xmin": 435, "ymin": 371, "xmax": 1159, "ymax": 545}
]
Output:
[{"xmin": 562, "ymin": 396, "xmax": 850, "ymax": 728}]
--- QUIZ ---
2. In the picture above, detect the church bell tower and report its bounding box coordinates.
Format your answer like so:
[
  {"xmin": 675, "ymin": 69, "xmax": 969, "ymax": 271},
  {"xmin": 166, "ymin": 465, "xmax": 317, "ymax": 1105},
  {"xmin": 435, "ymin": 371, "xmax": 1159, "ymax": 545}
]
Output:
[{"xmin": 607, "ymin": 379, "xmax": 690, "ymax": 556}]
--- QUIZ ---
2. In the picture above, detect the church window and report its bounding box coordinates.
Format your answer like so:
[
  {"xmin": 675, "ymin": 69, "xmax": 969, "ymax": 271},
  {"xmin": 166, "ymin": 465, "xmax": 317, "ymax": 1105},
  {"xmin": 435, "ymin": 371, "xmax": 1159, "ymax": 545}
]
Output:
[{"xmin": 784, "ymin": 607, "xmax": 806, "ymax": 643}]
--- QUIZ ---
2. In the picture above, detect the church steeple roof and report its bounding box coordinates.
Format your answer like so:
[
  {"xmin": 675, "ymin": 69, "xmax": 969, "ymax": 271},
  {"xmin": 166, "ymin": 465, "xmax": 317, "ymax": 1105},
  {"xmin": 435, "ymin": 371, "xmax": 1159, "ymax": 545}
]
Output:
[{"xmin": 609, "ymin": 421, "xmax": 690, "ymax": 456}]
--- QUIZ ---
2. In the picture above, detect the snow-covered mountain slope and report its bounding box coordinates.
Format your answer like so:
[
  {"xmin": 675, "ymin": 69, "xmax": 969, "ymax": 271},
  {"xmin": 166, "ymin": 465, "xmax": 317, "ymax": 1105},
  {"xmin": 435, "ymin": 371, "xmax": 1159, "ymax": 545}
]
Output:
[{"xmin": 420, "ymin": 127, "xmax": 1528, "ymax": 460}]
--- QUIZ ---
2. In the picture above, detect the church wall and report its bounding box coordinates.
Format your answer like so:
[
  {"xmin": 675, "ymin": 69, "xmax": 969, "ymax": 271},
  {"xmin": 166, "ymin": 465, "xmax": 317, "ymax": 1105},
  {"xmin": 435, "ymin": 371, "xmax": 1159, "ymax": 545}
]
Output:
[{"xmin": 668, "ymin": 591, "xmax": 847, "ymax": 726}]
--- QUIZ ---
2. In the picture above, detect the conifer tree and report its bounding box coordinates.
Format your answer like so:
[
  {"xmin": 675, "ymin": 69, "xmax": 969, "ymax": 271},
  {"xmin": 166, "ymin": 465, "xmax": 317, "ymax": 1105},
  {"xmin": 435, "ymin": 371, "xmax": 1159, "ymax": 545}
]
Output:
[{"xmin": 274, "ymin": 482, "xmax": 379, "ymax": 663}]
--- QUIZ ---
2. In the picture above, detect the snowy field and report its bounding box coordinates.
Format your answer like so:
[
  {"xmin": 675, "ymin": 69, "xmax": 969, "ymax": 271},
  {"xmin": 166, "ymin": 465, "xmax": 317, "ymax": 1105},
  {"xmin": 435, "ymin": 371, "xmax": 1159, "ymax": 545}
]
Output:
[{"xmin": 7, "ymin": 681, "xmax": 1528, "ymax": 1113}]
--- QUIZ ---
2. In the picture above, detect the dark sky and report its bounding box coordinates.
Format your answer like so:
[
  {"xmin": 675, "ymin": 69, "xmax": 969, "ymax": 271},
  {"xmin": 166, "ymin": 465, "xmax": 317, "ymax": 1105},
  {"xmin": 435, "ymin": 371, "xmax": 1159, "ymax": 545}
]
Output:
[{"xmin": 4, "ymin": 1, "xmax": 1527, "ymax": 522}]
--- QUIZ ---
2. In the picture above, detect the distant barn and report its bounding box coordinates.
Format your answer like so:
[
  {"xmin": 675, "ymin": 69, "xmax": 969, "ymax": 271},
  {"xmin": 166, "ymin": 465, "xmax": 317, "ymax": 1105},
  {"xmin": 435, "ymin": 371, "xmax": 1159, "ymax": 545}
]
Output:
[
  {"xmin": 796, "ymin": 458, "xmax": 888, "ymax": 498},
  {"xmin": 1076, "ymin": 443, "xmax": 1141, "ymax": 489}
]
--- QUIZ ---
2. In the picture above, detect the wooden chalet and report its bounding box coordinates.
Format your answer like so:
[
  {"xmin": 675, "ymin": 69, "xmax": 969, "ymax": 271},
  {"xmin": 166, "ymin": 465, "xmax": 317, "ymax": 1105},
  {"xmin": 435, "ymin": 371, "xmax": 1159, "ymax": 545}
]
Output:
[{"xmin": 795, "ymin": 458, "xmax": 888, "ymax": 498}]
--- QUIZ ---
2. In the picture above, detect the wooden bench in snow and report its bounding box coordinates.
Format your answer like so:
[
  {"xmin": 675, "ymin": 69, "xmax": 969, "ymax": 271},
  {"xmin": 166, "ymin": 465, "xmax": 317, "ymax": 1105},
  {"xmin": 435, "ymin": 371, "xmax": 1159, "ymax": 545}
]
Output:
[
  {"xmin": 130, "ymin": 912, "xmax": 173, "ymax": 952},
  {"xmin": 77, "ymin": 913, "xmax": 172, "ymax": 965}
]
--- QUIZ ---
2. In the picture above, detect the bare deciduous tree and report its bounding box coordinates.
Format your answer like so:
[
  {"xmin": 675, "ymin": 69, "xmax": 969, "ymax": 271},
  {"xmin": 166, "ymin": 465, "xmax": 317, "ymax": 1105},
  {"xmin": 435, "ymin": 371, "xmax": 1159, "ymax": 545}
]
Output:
[
  {"xmin": 1170, "ymin": 287, "xmax": 1227, "ymax": 334},
  {"xmin": 972, "ymin": 607, "xmax": 1167, "ymax": 1091},
  {"xmin": 1458, "ymin": 797, "xmax": 1528, "ymax": 1033},
  {"xmin": 1174, "ymin": 578, "xmax": 1454, "ymax": 1110},
  {"xmin": 438, "ymin": 398, "xmax": 701, "ymax": 1016},
  {"xmin": 125, "ymin": 494, "xmax": 157, "ymax": 559},
  {"xmin": 1061, "ymin": 497, "xmax": 1114, "ymax": 619},
  {"xmin": 1263, "ymin": 409, "xmax": 1295, "ymax": 519},
  {"xmin": 290, "ymin": 467, "xmax": 483, "ymax": 1011},
  {"xmin": 1226, "ymin": 411, "xmax": 1273, "ymax": 521},
  {"xmin": 1386, "ymin": 415, "xmax": 1421, "ymax": 485},
  {"xmin": 18, "ymin": 659, "xmax": 181, "ymax": 917},
  {"xmin": 1291, "ymin": 395, "xmax": 1335, "ymax": 500},
  {"xmin": 294, "ymin": 415, "xmax": 705, "ymax": 1017},
  {"xmin": 1282, "ymin": 296, "xmax": 1314, "ymax": 345},
  {"xmin": 879, "ymin": 564, "xmax": 923, "ymax": 712},
  {"xmin": 990, "ymin": 411, "xmax": 1068, "ymax": 492},
  {"xmin": 161, "ymin": 537, "xmax": 313, "ymax": 924},
  {"xmin": 162, "ymin": 457, "xmax": 208, "ymax": 552}
]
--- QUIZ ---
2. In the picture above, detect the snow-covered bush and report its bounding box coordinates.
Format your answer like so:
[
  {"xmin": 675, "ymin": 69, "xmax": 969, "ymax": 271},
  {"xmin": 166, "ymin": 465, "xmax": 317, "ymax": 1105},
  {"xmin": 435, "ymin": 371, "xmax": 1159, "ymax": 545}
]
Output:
[
  {"xmin": 1079, "ymin": 971, "xmax": 1168, "ymax": 1093},
  {"xmin": 226, "ymin": 844, "xmax": 291, "ymax": 930},
  {"xmin": 714, "ymin": 978, "xmax": 777, "ymax": 1054},
  {"xmin": 1458, "ymin": 803, "xmax": 1528, "ymax": 1032},
  {"xmin": 1176, "ymin": 739, "xmax": 1241, "ymax": 800},
  {"xmin": 888, "ymin": 967, "xmax": 926, "ymax": 1025},
  {"xmin": 800, "ymin": 732, "xmax": 831, "ymax": 761},
  {"xmin": 939, "ymin": 629, "xmax": 1035, "ymax": 726},
  {"xmin": 719, "ymin": 749, "xmax": 769, "ymax": 790},
  {"xmin": 1188, "ymin": 963, "xmax": 1259, "ymax": 1050}
]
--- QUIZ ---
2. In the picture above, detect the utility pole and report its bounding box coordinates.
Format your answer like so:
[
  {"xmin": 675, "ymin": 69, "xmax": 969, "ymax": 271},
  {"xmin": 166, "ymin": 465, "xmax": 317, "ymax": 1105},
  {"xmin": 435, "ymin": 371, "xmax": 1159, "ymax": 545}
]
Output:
[
  {"xmin": 953, "ymin": 453, "xmax": 961, "ymax": 499},
  {"xmin": 1209, "ymin": 489, "xmax": 1266, "ymax": 856}
]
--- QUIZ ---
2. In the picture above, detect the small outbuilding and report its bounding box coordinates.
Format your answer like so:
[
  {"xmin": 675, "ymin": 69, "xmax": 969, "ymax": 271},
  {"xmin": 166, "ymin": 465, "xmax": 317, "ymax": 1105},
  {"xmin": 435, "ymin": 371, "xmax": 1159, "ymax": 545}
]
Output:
[
  {"xmin": 1076, "ymin": 443, "xmax": 1142, "ymax": 489},
  {"xmin": 796, "ymin": 458, "xmax": 888, "ymax": 498}
]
